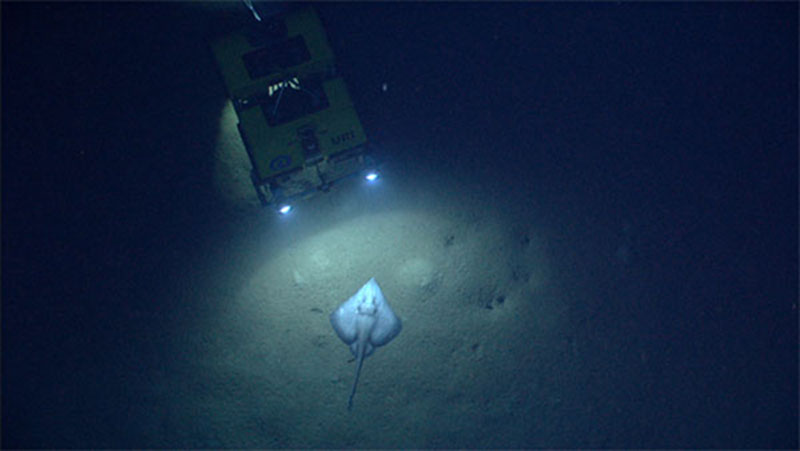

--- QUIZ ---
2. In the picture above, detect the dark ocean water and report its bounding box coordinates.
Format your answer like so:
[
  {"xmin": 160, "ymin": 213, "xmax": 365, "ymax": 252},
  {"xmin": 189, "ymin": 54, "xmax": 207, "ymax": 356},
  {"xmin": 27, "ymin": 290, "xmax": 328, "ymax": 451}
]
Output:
[{"xmin": 3, "ymin": 2, "xmax": 797, "ymax": 448}]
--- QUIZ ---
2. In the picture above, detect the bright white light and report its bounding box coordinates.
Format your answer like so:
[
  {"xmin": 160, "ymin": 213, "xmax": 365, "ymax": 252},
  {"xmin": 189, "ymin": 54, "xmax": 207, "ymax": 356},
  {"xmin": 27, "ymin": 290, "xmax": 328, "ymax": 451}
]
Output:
[
  {"xmin": 278, "ymin": 205, "xmax": 292, "ymax": 215},
  {"xmin": 365, "ymin": 172, "xmax": 379, "ymax": 181}
]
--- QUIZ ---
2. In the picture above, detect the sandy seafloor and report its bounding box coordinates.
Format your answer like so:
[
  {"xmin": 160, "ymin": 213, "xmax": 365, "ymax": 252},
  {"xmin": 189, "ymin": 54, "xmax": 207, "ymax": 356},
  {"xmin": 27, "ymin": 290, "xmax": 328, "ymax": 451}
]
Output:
[
  {"xmin": 2, "ymin": 2, "xmax": 797, "ymax": 449},
  {"xmin": 173, "ymin": 104, "xmax": 567, "ymax": 447}
]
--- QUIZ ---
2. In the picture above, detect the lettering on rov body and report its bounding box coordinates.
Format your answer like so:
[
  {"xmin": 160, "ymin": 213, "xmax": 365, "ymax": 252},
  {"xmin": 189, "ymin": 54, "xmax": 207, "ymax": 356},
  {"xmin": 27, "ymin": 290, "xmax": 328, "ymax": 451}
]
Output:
[
  {"xmin": 332, "ymin": 130, "xmax": 356, "ymax": 145},
  {"xmin": 268, "ymin": 78, "xmax": 301, "ymax": 97}
]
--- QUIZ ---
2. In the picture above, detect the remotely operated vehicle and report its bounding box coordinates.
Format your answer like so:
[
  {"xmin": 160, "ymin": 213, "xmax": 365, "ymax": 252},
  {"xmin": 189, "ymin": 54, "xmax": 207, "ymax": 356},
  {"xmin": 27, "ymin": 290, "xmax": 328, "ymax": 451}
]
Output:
[{"xmin": 211, "ymin": 6, "xmax": 378, "ymax": 214}]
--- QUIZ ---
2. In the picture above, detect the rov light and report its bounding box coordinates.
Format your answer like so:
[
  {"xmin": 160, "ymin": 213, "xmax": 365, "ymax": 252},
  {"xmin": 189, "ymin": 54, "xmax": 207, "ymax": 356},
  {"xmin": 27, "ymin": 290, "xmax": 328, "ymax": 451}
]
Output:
[
  {"xmin": 365, "ymin": 171, "xmax": 379, "ymax": 182},
  {"xmin": 278, "ymin": 205, "xmax": 292, "ymax": 215}
]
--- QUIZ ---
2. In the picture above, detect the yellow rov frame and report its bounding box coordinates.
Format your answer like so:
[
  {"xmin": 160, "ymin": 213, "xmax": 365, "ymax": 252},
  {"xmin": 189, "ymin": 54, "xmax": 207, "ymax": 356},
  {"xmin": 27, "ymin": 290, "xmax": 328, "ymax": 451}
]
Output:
[{"xmin": 211, "ymin": 7, "xmax": 374, "ymax": 209}]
